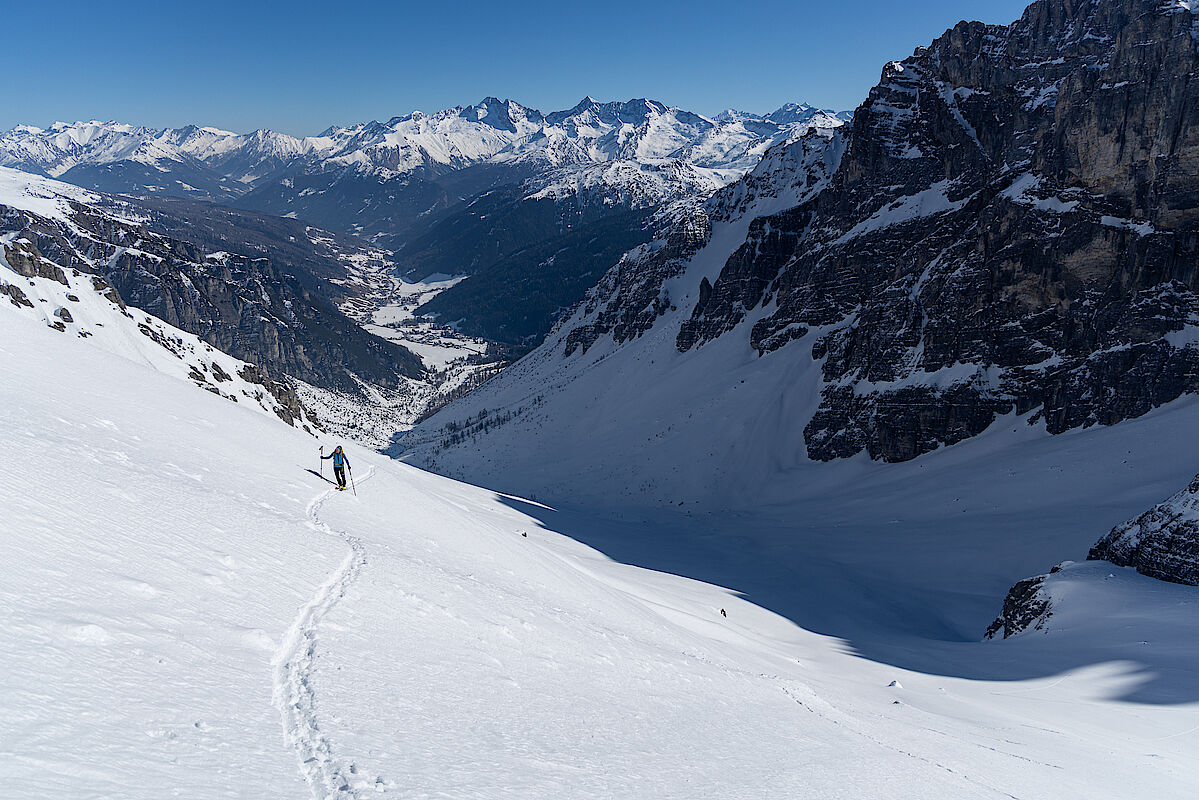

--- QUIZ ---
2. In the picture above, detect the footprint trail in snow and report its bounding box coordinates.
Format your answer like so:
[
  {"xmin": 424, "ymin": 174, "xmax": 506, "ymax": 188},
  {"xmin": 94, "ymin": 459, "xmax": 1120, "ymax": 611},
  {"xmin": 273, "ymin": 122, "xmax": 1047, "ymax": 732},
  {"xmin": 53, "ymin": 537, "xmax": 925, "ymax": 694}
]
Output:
[{"xmin": 273, "ymin": 469, "xmax": 376, "ymax": 799}]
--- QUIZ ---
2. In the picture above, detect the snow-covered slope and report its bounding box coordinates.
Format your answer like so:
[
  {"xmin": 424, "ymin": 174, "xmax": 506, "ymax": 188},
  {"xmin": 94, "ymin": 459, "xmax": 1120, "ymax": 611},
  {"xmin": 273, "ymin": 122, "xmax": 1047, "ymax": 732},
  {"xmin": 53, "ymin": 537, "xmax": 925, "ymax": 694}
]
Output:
[
  {"xmin": 1, "ymin": 226, "xmax": 320, "ymax": 431},
  {"xmin": 5, "ymin": 251, "xmax": 1199, "ymax": 799}
]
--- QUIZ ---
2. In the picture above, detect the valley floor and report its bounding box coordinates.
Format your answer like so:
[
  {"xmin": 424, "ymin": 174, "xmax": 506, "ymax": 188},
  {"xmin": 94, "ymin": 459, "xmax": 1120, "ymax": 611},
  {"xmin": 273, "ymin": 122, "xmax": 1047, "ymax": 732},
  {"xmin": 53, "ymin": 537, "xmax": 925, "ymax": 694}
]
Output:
[{"xmin": 2, "ymin": 308, "xmax": 1197, "ymax": 798}]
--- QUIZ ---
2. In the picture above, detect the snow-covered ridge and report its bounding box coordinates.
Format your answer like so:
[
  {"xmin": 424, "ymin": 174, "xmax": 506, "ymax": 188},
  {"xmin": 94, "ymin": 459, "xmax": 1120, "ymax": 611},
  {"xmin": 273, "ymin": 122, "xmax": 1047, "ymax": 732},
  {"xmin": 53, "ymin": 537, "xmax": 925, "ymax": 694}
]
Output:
[
  {"xmin": 0, "ymin": 240, "xmax": 319, "ymax": 432},
  {"xmin": 0, "ymin": 166, "xmax": 445, "ymax": 438},
  {"xmin": 0, "ymin": 164, "xmax": 105, "ymax": 221}
]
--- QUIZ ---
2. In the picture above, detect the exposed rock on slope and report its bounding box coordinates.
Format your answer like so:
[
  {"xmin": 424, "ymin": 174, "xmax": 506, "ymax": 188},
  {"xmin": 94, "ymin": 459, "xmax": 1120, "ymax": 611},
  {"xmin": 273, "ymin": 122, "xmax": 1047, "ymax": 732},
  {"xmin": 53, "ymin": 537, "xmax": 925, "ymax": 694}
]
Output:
[
  {"xmin": 0, "ymin": 168, "xmax": 423, "ymax": 396},
  {"xmin": 398, "ymin": 0, "xmax": 1199, "ymax": 510},
  {"xmin": 571, "ymin": 128, "xmax": 846, "ymax": 358},
  {"xmin": 984, "ymin": 570, "xmax": 1059, "ymax": 639},
  {"xmin": 1090, "ymin": 473, "xmax": 1199, "ymax": 585},
  {"xmin": 1, "ymin": 243, "xmax": 320, "ymax": 431},
  {"xmin": 989, "ymin": 468, "xmax": 1199, "ymax": 639}
]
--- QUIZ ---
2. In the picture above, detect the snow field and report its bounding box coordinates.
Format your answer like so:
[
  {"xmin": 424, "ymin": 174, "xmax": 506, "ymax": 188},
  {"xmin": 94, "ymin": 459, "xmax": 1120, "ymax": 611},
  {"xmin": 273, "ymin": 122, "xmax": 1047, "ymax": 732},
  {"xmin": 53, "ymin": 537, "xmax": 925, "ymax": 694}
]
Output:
[
  {"xmin": 0, "ymin": 310, "xmax": 329, "ymax": 797},
  {"xmin": 0, "ymin": 297, "xmax": 986, "ymax": 799},
  {"xmin": 5, "ymin": 285, "xmax": 1199, "ymax": 798}
]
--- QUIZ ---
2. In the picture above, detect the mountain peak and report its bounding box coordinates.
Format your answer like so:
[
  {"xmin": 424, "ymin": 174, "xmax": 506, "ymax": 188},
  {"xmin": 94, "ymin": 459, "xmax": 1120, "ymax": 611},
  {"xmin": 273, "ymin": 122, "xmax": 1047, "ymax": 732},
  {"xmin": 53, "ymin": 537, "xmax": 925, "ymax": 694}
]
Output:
[
  {"xmin": 465, "ymin": 96, "xmax": 544, "ymax": 132},
  {"xmin": 545, "ymin": 97, "xmax": 670, "ymax": 127},
  {"xmin": 713, "ymin": 109, "xmax": 754, "ymax": 123}
]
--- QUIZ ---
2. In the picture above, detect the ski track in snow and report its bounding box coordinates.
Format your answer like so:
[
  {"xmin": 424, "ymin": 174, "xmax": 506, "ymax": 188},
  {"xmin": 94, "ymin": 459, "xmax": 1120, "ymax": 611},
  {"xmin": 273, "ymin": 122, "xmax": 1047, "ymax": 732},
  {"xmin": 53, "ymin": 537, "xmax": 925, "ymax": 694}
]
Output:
[{"xmin": 273, "ymin": 468, "xmax": 375, "ymax": 800}]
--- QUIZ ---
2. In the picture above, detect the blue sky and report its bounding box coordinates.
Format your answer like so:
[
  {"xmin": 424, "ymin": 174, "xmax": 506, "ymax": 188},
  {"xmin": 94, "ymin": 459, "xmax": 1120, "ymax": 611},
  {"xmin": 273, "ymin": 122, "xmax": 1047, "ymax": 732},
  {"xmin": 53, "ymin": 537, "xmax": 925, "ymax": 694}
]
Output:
[{"xmin": 4, "ymin": 0, "xmax": 1033, "ymax": 135}]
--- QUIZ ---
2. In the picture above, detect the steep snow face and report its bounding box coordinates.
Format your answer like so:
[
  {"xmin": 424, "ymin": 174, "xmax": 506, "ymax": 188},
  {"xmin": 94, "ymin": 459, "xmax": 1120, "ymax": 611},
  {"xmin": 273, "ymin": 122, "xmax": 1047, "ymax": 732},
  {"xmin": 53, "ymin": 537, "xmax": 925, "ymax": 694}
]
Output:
[{"xmin": 6, "ymin": 271, "xmax": 1199, "ymax": 799}]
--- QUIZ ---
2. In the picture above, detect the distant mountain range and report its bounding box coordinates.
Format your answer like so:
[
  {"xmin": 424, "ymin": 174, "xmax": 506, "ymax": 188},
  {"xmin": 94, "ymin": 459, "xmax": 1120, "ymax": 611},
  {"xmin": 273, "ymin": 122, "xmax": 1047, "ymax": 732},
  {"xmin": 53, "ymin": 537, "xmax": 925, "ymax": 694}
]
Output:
[
  {"xmin": 0, "ymin": 100, "xmax": 848, "ymax": 207},
  {"xmin": 0, "ymin": 99, "xmax": 848, "ymax": 351}
]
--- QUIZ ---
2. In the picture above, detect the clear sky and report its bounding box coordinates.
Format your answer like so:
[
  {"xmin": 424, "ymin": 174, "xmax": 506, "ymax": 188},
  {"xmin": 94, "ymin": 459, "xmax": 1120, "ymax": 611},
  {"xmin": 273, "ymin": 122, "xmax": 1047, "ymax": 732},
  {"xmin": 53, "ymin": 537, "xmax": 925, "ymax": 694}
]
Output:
[{"xmin": 4, "ymin": 0, "xmax": 1034, "ymax": 135}]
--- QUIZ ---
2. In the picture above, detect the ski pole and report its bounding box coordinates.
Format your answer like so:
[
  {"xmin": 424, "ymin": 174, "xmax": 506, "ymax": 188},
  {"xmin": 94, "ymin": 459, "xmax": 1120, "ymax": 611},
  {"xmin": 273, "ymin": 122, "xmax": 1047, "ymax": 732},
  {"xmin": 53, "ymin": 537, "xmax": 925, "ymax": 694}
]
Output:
[
  {"xmin": 349, "ymin": 465, "xmax": 357, "ymax": 496},
  {"xmin": 319, "ymin": 446, "xmax": 324, "ymax": 478}
]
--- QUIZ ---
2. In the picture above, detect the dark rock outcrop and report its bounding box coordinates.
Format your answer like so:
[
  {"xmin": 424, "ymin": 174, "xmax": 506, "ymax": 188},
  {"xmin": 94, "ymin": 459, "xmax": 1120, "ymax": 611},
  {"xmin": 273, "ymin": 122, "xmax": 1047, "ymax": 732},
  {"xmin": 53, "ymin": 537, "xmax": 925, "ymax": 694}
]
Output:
[
  {"xmin": 984, "ymin": 568, "xmax": 1060, "ymax": 639},
  {"xmin": 3, "ymin": 238, "xmax": 68, "ymax": 284},
  {"xmin": 89, "ymin": 275, "xmax": 127, "ymax": 310},
  {"xmin": 237, "ymin": 365, "xmax": 313, "ymax": 428},
  {"xmin": 566, "ymin": 128, "xmax": 841, "ymax": 358},
  {"xmin": 1089, "ymin": 474, "xmax": 1199, "ymax": 585},
  {"xmin": 989, "ymin": 470, "xmax": 1199, "ymax": 639},
  {"xmin": 1, "ymin": 282, "xmax": 33, "ymax": 308}
]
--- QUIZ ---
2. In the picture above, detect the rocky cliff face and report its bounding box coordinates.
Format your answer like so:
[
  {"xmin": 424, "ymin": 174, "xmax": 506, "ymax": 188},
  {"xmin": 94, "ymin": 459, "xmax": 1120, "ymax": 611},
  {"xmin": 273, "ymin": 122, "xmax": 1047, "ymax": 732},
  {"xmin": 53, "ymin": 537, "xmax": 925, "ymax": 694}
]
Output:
[
  {"xmin": 565, "ymin": 128, "xmax": 845, "ymax": 358},
  {"xmin": 666, "ymin": 0, "xmax": 1199, "ymax": 461},
  {"xmin": 1090, "ymin": 473, "xmax": 1199, "ymax": 585},
  {"xmin": 1, "ymin": 242, "xmax": 323, "ymax": 432},
  {"xmin": 0, "ymin": 171, "xmax": 423, "ymax": 395},
  {"xmin": 400, "ymin": 0, "xmax": 1199, "ymax": 507}
]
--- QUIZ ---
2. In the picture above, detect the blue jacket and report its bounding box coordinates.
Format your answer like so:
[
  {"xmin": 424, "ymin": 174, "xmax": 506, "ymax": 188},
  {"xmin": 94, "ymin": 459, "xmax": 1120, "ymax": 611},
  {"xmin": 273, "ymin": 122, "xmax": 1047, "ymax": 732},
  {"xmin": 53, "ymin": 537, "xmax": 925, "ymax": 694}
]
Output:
[{"xmin": 322, "ymin": 449, "xmax": 349, "ymax": 468}]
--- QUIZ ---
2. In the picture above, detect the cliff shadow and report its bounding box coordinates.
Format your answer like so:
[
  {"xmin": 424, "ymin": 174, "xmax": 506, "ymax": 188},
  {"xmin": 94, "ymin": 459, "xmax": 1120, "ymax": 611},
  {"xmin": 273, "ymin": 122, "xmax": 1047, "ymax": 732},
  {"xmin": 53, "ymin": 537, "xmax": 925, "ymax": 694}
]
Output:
[{"xmin": 494, "ymin": 494, "xmax": 1199, "ymax": 706}]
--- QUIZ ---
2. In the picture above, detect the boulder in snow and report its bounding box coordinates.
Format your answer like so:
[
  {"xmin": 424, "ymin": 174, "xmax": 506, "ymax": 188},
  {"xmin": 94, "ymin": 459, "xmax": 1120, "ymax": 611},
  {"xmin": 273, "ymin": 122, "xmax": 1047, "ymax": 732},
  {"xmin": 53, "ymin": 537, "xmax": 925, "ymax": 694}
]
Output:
[{"xmin": 984, "ymin": 567, "xmax": 1060, "ymax": 639}]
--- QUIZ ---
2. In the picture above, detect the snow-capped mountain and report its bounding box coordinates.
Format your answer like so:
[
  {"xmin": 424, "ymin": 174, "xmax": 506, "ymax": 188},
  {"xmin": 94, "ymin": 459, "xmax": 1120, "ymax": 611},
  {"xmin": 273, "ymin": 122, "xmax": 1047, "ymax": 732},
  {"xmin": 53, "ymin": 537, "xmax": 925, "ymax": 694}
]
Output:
[
  {"xmin": 0, "ymin": 121, "xmax": 296, "ymax": 197},
  {"xmin": 8, "ymin": 4, "xmax": 1199, "ymax": 794},
  {"xmin": 0, "ymin": 99, "xmax": 844, "ymax": 207}
]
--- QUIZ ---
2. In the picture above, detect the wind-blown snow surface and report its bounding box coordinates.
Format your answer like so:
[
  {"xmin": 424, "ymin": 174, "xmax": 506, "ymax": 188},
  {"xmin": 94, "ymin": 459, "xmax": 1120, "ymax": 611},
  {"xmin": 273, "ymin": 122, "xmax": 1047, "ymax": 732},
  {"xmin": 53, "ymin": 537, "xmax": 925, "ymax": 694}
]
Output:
[{"xmin": 5, "ymin": 263, "xmax": 1199, "ymax": 797}]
